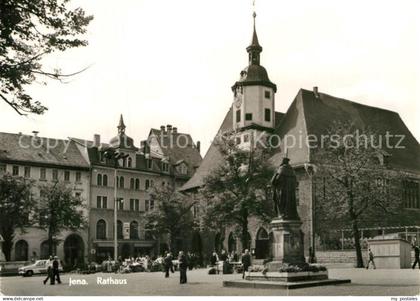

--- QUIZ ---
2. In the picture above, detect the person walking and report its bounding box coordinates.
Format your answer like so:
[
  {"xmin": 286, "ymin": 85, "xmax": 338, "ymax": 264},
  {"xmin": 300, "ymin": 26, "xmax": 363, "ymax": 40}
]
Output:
[
  {"xmin": 178, "ymin": 251, "xmax": 188, "ymax": 284},
  {"xmin": 241, "ymin": 249, "xmax": 252, "ymax": 279},
  {"xmin": 164, "ymin": 252, "xmax": 173, "ymax": 278},
  {"xmin": 43, "ymin": 256, "xmax": 53, "ymax": 285},
  {"xmin": 412, "ymin": 244, "xmax": 420, "ymax": 269},
  {"xmin": 366, "ymin": 248, "xmax": 376, "ymax": 269},
  {"xmin": 52, "ymin": 256, "xmax": 61, "ymax": 284}
]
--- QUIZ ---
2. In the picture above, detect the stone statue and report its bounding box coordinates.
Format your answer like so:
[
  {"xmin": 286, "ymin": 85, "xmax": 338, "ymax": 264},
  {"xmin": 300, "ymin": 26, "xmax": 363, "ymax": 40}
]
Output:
[{"xmin": 270, "ymin": 157, "xmax": 299, "ymax": 220}]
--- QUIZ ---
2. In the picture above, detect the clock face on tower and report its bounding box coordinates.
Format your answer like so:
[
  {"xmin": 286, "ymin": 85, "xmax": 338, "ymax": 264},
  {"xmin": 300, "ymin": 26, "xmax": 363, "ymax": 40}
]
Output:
[{"xmin": 234, "ymin": 94, "xmax": 242, "ymax": 108}]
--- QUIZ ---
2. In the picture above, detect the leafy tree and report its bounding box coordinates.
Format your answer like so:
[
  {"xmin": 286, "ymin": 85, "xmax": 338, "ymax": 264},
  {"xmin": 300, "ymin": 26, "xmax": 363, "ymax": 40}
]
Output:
[
  {"xmin": 144, "ymin": 185, "xmax": 197, "ymax": 253},
  {"xmin": 0, "ymin": 174, "xmax": 34, "ymax": 261},
  {"xmin": 0, "ymin": 0, "xmax": 93, "ymax": 115},
  {"xmin": 36, "ymin": 182, "xmax": 87, "ymax": 255},
  {"xmin": 313, "ymin": 121, "xmax": 404, "ymax": 267},
  {"xmin": 199, "ymin": 133, "xmax": 274, "ymax": 252}
]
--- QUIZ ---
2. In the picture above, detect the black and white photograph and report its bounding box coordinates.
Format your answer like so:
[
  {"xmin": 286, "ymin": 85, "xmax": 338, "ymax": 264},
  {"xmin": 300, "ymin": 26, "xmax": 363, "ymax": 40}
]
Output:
[{"xmin": 0, "ymin": 0, "xmax": 419, "ymax": 299}]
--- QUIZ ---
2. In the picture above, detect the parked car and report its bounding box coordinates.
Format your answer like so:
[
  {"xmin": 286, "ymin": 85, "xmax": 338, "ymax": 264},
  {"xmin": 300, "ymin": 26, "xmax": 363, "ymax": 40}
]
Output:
[{"xmin": 18, "ymin": 259, "xmax": 63, "ymax": 277}]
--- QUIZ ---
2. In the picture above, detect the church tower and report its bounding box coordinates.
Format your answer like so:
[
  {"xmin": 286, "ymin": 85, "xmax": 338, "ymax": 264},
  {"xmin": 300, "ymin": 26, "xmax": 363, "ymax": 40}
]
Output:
[{"xmin": 231, "ymin": 11, "xmax": 277, "ymax": 138}]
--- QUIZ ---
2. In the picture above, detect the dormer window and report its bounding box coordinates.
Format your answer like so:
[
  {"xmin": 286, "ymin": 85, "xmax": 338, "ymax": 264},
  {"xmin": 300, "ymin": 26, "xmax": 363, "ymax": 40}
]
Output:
[{"xmin": 162, "ymin": 162, "xmax": 169, "ymax": 173}]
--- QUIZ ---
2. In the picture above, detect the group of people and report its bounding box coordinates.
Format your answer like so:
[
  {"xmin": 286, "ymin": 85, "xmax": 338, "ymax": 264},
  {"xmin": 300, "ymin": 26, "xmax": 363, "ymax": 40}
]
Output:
[
  {"xmin": 162, "ymin": 251, "xmax": 188, "ymax": 284},
  {"xmin": 209, "ymin": 249, "xmax": 251, "ymax": 278},
  {"xmin": 42, "ymin": 255, "xmax": 61, "ymax": 285}
]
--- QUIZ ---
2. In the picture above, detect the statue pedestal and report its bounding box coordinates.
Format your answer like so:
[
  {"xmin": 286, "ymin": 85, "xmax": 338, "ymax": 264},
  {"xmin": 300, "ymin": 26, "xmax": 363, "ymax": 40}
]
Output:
[{"xmin": 267, "ymin": 218, "xmax": 305, "ymax": 271}]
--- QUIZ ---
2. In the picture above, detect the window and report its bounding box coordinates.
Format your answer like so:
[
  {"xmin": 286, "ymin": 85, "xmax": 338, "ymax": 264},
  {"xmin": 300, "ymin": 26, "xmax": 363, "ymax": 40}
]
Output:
[
  {"xmin": 236, "ymin": 109, "xmax": 241, "ymax": 122},
  {"xmin": 179, "ymin": 164, "xmax": 188, "ymax": 175},
  {"xmin": 130, "ymin": 221, "xmax": 139, "ymax": 239},
  {"xmin": 147, "ymin": 159, "xmax": 152, "ymax": 169},
  {"xmin": 127, "ymin": 157, "xmax": 132, "ymax": 168},
  {"xmin": 130, "ymin": 199, "xmax": 139, "ymax": 211},
  {"xmin": 403, "ymin": 180, "xmax": 419, "ymax": 209},
  {"xmin": 243, "ymin": 134, "xmax": 249, "ymax": 143},
  {"xmin": 264, "ymin": 108, "xmax": 271, "ymax": 122},
  {"xmin": 162, "ymin": 162, "xmax": 169, "ymax": 173},
  {"xmin": 40, "ymin": 168, "xmax": 46, "ymax": 180},
  {"xmin": 97, "ymin": 196, "xmax": 108, "ymax": 209},
  {"xmin": 97, "ymin": 174, "xmax": 102, "ymax": 186},
  {"xmin": 245, "ymin": 113, "xmax": 253, "ymax": 121},
  {"xmin": 103, "ymin": 174, "xmax": 108, "ymax": 186},
  {"xmin": 76, "ymin": 172, "xmax": 81, "ymax": 182},
  {"xmin": 264, "ymin": 90, "xmax": 271, "ymax": 99},
  {"xmin": 149, "ymin": 200, "xmax": 155, "ymax": 211},
  {"xmin": 145, "ymin": 200, "xmax": 149, "ymax": 212},
  {"xmin": 96, "ymin": 220, "xmax": 106, "ymax": 239},
  {"xmin": 145, "ymin": 179, "xmax": 150, "ymax": 190},
  {"xmin": 14, "ymin": 240, "xmax": 28, "ymax": 261},
  {"xmin": 235, "ymin": 137, "xmax": 241, "ymax": 144},
  {"xmin": 64, "ymin": 170, "xmax": 70, "ymax": 182},
  {"xmin": 52, "ymin": 169, "xmax": 58, "ymax": 181},
  {"xmin": 135, "ymin": 179, "xmax": 140, "ymax": 190},
  {"xmin": 130, "ymin": 178, "xmax": 135, "ymax": 189},
  {"xmin": 12, "ymin": 165, "xmax": 19, "ymax": 176},
  {"xmin": 117, "ymin": 198, "xmax": 124, "ymax": 210},
  {"xmin": 117, "ymin": 220, "xmax": 123, "ymax": 239},
  {"xmin": 119, "ymin": 176, "xmax": 124, "ymax": 188},
  {"xmin": 24, "ymin": 166, "xmax": 31, "ymax": 178}
]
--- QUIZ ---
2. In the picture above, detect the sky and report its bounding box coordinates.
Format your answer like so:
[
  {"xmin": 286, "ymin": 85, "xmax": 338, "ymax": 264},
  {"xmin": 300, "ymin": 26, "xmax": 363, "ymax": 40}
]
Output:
[{"xmin": 1, "ymin": 0, "xmax": 419, "ymax": 155}]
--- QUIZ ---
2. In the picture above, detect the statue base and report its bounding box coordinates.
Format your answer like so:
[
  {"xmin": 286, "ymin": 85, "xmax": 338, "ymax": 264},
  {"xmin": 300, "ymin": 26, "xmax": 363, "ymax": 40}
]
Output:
[{"xmin": 266, "ymin": 218, "xmax": 305, "ymax": 272}]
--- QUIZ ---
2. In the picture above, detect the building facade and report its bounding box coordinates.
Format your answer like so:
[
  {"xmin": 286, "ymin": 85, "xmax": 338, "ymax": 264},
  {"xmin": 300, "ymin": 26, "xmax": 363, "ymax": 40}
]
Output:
[
  {"xmin": 0, "ymin": 132, "xmax": 91, "ymax": 264},
  {"xmin": 0, "ymin": 117, "xmax": 202, "ymax": 265},
  {"xmin": 72, "ymin": 116, "xmax": 202, "ymax": 262},
  {"xmin": 180, "ymin": 13, "xmax": 420, "ymax": 263}
]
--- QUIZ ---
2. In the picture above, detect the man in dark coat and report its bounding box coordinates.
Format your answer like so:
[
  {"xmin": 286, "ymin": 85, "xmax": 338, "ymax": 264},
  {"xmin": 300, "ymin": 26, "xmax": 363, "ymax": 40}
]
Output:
[
  {"xmin": 241, "ymin": 249, "xmax": 251, "ymax": 279},
  {"xmin": 52, "ymin": 256, "xmax": 61, "ymax": 284},
  {"xmin": 271, "ymin": 157, "xmax": 299, "ymax": 220},
  {"xmin": 164, "ymin": 252, "xmax": 173, "ymax": 278},
  {"xmin": 412, "ymin": 245, "xmax": 420, "ymax": 269},
  {"xmin": 178, "ymin": 251, "xmax": 188, "ymax": 284}
]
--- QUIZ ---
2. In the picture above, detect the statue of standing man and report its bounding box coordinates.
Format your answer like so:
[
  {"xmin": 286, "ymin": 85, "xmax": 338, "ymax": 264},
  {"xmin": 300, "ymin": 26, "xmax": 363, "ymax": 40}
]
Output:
[{"xmin": 270, "ymin": 158, "xmax": 299, "ymax": 220}]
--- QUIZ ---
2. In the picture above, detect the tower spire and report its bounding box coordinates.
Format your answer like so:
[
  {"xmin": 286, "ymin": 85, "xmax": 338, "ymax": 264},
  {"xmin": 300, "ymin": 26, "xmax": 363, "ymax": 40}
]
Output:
[
  {"xmin": 247, "ymin": 2, "xmax": 262, "ymax": 65},
  {"xmin": 117, "ymin": 114, "xmax": 126, "ymax": 134}
]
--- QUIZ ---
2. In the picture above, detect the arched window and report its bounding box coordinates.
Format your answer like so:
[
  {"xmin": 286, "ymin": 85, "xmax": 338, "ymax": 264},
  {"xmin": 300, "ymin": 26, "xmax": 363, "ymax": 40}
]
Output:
[
  {"xmin": 130, "ymin": 178, "xmax": 135, "ymax": 189},
  {"xmin": 97, "ymin": 174, "xmax": 102, "ymax": 186},
  {"xmin": 96, "ymin": 219, "xmax": 106, "ymax": 239},
  {"xmin": 135, "ymin": 179, "xmax": 140, "ymax": 190},
  {"xmin": 130, "ymin": 221, "xmax": 139, "ymax": 239},
  {"xmin": 119, "ymin": 176, "xmax": 124, "ymax": 188},
  {"xmin": 103, "ymin": 174, "xmax": 108, "ymax": 186},
  {"xmin": 117, "ymin": 220, "xmax": 123, "ymax": 239},
  {"xmin": 40, "ymin": 240, "xmax": 57, "ymax": 259},
  {"xmin": 127, "ymin": 157, "xmax": 132, "ymax": 168},
  {"xmin": 15, "ymin": 240, "xmax": 28, "ymax": 261}
]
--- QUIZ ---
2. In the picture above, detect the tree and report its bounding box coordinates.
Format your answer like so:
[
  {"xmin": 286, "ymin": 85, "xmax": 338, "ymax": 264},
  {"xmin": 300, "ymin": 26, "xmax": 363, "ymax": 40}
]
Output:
[
  {"xmin": 144, "ymin": 185, "xmax": 197, "ymax": 253},
  {"xmin": 200, "ymin": 133, "xmax": 274, "ymax": 252},
  {"xmin": 313, "ymin": 120, "xmax": 404, "ymax": 267},
  {"xmin": 36, "ymin": 182, "xmax": 87, "ymax": 255},
  {"xmin": 0, "ymin": 174, "xmax": 34, "ymax": 261},
  {"xmin": 0, "ymin": 0, "xmax": 93, "ymax": 115}
]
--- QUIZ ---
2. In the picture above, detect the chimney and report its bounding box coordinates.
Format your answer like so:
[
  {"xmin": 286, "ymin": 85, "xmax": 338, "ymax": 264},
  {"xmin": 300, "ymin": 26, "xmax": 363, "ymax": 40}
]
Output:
[
  {"xmin": 93, "ymin": 134, "xmax": 101, "ymax": 147},
  {"xmin": 166, "ymin": 124, "xmax": 172, "ymax": 133},
  {"xmin": 32, "ymin": 130, "xmax": 39, "ymax": 136},
  {"xmin": 313, "ymin": 86, "xmax": 320, "ymax": 98},
  {"xmin": 173, "ymin": 127, "xmax": 177, "ymax": 134},
  {"xmin": 196, "ymin": 141, "xmax": 201, "ymax": 153},
  {"xmin": 160, "ymin": 125, "xmax": 165, "ymax": 133}
]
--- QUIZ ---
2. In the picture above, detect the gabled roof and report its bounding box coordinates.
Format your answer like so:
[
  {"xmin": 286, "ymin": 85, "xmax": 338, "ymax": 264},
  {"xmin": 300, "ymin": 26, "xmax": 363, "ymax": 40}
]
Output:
[
  {"xmin": 0, "ymin": 132, "xmax": 90, "ymax": 169},
  {"xmin": 147, "ymin": 129, "xmax": 202, "ymax": 177},
  {"xmin": 181, "ymin": 89, "xmax": 420, "ymax": 191},
  {"xmin": 299, "ymin": 88, "xmax": 420, "ymax": 172}
]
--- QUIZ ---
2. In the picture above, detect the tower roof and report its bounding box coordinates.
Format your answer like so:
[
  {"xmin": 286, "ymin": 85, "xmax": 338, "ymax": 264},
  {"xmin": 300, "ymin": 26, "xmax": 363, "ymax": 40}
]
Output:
[{"xmin": 248, "ymin": 12, "xmax": 262, "ymax": 51}]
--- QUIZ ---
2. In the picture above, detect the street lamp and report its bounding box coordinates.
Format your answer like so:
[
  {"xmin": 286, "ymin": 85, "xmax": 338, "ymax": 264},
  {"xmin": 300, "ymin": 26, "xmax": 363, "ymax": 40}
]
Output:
[
  {"xmin": 102, "ymin": 147, "xmax": 128, "ymax": 261},
  {"xmin": 304, "ymin": 163, "xmax": 317, "ymax": 263}
]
